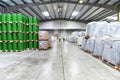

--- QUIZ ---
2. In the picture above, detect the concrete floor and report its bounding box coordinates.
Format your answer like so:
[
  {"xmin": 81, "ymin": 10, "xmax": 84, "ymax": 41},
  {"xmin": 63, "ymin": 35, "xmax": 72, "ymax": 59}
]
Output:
[{"xmin": 0, "ymin": 41, "xmax": 120, "ymax": 80}]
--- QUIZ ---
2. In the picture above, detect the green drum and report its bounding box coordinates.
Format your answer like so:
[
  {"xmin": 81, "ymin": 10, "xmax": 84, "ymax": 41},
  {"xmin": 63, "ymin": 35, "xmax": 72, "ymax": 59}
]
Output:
[
  {"xmin": 28, "ymin": 25, "xmax": 33, "ymax": 32},
  {"xmin": 33, "ymin": 17, "xmax": 38, "ymax": 24},
  {"xmin": 33, "ymin": 41, "xmax": 38, "ymax": 48},
  {"xmin": 8, "ymin": 41, "xmax": 12, "ymax": 51},
  {"xmin": 33, "ymin": 25, "xmax": 38, "ymax": 32},
  {"xmin": 13, "ymin": 33, "xmax": 17, "ymax": 40},
  {"xmin": 12, "ymin": 23, "xmax": 17, "ymax": 32},
  {"xmin": 18, "ymin": 33, "xmax": 23, "ymax": 40},
  {"xmin": 1, "ymin": 24, "xmax": 7, "ymax": 32},
  {"xmin": 12, "ymin": 14, "xmax": 17, "ymax": 22},
  {"xmin": 28, "ymin": 33, "xmax": 33, "ymax": 40},
  {"xmin": 28, "ymin": 41, "xmax": 33, "ymax": 48},
  {"xmin": 0, "ymin": 33, "xmax": 2, "ymax": 40},
  {"xmin": 0, "ymin": 24, "xmax": 2, "ymax": 32},
  {"xmin": 0, "ymin": 42, "xmax": 2, "ymax": 50},
  {"xmin": 17, "ymin": 13, "xmax": 23, "ymax": 22},
  {"xmin": 17, "ymin": 23, "xmax": 23, "ymax": 32},
  {"xmin": 13, "ymin": 41, "xmax": 17, "ymax": 51},
  {"xmin": 7, "ymin": 23, "xmax": 12, "ymax": 31},
  {"xmin": 2, "ymin": 33, "xmax": 7, "ymax": 40},
  {"xmin": 7, "ymin": 14, "xmax": 12, "ymax": 22},
  {"xmin": 33, "ymin": 33, "xmax": 38, "ymax": 40},
  {"xmin": 7, "ymin": 33, "xmax": 12, "ymax": 40},
  {"xmin": 17, "ymin": 41, "xmax": 24, "ymax": 51},
  {"xmin": 28, "ymin": 17, "xmax": 33, "ymax": 23},
  {"xmin": 1, "ymin": 14, "xmax": 6, "ymax": 22},
  {"xmin": 2, "ymin": 42, "xmax": 7, "ymax": 51}
]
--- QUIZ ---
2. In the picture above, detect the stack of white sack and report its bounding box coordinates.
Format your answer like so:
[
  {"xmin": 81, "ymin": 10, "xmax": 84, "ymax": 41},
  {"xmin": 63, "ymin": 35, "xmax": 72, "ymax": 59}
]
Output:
[
  {"xmin": 102, "ymin": 38, "xmax": 120, "ymax": 66},
  {"xmin": 82, "ymin": 21, "xmax": 111, "ymax": 51},
  {"xmin": 93, "ymin": 36, "xmax": 110, "ymax": 56},
  {"xmin": 77, "ymin": 31, "xmax": 86, "ymax": 46},
  {"xmin": 66, "ymin": 36, "xmax": 77, "ymax": 43},
  {"xmin": 109, "ymin": 22, "xmax": 120, "ymax": 37}
]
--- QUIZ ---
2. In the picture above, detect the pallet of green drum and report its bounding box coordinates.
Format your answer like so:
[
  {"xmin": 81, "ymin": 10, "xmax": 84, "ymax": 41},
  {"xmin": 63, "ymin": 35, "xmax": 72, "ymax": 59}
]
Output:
[
  {"xmin": 27, "ymin": 41, "xmax": 38, "ymax": 49},
  {"xmin": 0, "ymin": 41, "xmax": 27, "ymax": 51}
]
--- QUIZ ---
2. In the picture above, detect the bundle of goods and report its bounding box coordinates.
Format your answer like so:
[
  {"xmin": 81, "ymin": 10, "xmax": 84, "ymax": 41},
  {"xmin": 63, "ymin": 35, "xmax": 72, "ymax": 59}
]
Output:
[
  {"xmin": 27, "ymin": 17, "xmax": 39, "ymax": 50},
  {"xmin": 0, "ymin": 13, "xmax": 39, "ymax": 52},
  {"xmin": 66, "ymin": 36, "xmax": 77, "ymax": 43},
  {"xmin": 38, "ymin": 31, "xmax": 51, "ymax": 50},
  {"xmin": 102, "ymin": 38, "xmax": 120, "ymax": 66},
  {"xmin": 82, "ymin": 21, "xmax": 111, "ymax": 53},
  {"xmin": 77, "ymin": 31, "xmax": 86, "ymax": 46}
]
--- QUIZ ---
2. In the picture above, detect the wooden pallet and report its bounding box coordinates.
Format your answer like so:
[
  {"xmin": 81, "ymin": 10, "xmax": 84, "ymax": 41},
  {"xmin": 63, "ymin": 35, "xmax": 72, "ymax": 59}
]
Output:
[
  {"xmin": 102, "ymin": 59, "xmax": 120, "ymax": 70},
  {"xmin": 92, "ymin": 55, "xmax": 102, "ymax": 60},
  {"xmin": 81, "ymin": 48, "xmax": 93, "ymax": 54}
]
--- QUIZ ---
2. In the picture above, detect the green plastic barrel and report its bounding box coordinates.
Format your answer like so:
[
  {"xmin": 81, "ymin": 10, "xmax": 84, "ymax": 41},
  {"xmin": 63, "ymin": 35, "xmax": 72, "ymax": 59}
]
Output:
[
  {"xmin": 12, "ymin": 14, "xmax": 17, "ymax": 22},
  {"xmin": 0, "ymin": 24, "xmax": 2, "ymax": 32},
  {"xmin": 13, "ymin": 41, "xmax": 17, "ymax": 51},
  {"xmin": 1, "ymin": 24, "xmax": 7, "ymax": 32},
  {"xmin": 17, "ymin": 41, "xmax": 24, "ymax": 51},
  {"xmin": 7, "ymin": 23, "xmax": 12, "ymax": 31},
  {"xmin": 33, "ymin": 25, "xmax": 39, "ymax": 32},
  {"xmin": 17, "ymin": 23, "xmax": 23, "ymax": 32},
  {"xmin": 33, "ymin": 17, "xmax": 38, "ymax": 24},
  {"xmin": 13, "ymin": 33, "xmax": 17, "ymax": 40},
  {"xmin": 1, "ymin": 14, "xmax": 6, "ymax": 22},
  {"xmin": 2, "ymin": 42, "xmax": 7, "ymax": 51},
  {"xmin": 2, "ymin": 33, "xmax": 7, "ymax": 40},
  {"xmin": 28, "ymin": 25, "xmax": 33, "ymax": 32},
  {"xmin": 28, "ymin": 33, "xmax": 33, "ymax": 40},
  {"xmin": 33, "ymin": 41, "xmax": 38, "ymax": 48},
  {"xmin": 7, "ymin": 33, "xmax": 12, "ymax": 40},
  {"xmin": 17, "ymin": 13, "xmax": 23, "ymax": 22},
  {"xmin": 0, "ymin": 33, "xmax": 2, "ymax": 40},
  {"xmin": 8, "ymin": 42, "xmax": 12, "ymax": 51},
  {"xmin": 18, "ymin": 33, "xmax": 23, "ymax": 40},
  {"xmin": 33, "ymin": 33, "xmax": 38, "ymax": 40},
  {"xmin": 7, "ymin": 14, "xmax": 12, "ymax": 22},
  {"xmin": 0, "ymin": 42, "xmax": 2, "ymax": 50},
  {"xmin": 28, "ymin": 17, "xmax": 33, "ymax": 23},
  {"xmin": 12, "ymin": 23, "xmax": 17, "ymax": 32},
  {"xmin": 28, "ymin": 41, "xmax": 33, "ymax": 48}
]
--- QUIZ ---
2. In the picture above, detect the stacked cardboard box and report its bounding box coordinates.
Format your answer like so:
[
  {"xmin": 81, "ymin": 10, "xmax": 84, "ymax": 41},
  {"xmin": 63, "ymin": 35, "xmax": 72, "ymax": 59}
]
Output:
[{"xmin": 38, "ymin": 31, "xmax": 51, "ymax": 49}]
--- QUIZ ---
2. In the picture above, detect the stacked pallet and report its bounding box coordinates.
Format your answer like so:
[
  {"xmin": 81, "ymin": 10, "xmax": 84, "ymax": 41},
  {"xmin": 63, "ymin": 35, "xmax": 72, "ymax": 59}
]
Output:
[
  {"xmin": 27, "ymin": 17, "xmax": 39, "ymax": 50},
  {"xmin": 0, "ymin": 13, "xmax": 39, "ymax": 52},
  {"xmin": 38, "ymin": 31, "xmax": 51, "ymax": 49}
]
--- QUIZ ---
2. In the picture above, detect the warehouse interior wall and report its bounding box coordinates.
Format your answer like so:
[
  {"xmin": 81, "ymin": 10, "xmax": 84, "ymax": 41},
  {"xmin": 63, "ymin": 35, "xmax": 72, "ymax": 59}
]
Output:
[
  {"xmin": 39, "ymin": 20, "xmax": 86, "ymax": 37},
  {"xmin": 39, "ymin": 20, "xmax": 86, "ymax": 30}
]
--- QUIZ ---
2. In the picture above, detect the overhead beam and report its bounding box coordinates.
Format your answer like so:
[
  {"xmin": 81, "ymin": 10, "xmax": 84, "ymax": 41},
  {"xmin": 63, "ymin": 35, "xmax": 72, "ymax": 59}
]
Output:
[
  {"xmin": 40, "ymin": 18, "xmax": 91, "ymax": 23},
  {"xmin": 5, "ymin": 1, "xmax": 120, "ymax": 12}
]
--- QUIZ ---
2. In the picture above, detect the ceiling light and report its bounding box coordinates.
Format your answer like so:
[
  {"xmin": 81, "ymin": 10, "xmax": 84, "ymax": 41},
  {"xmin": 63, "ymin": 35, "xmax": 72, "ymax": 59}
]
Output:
[
  {"xmin": 72, "ymin": 11, "xmax": 79, "ymax": 16},
  {"xmin": 42, "ymin": 11, "xmax": 49, "ymax": 16},
  {"xmin": 79, "ymin": 0, "xmax": 83, "ymax": 4}
]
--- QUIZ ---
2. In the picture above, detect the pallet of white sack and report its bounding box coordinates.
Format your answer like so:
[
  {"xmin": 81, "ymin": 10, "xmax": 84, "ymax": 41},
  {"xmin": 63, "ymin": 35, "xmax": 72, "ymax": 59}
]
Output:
[
  {"xmin": 92, "ymin": 54, "xmax": 102, "ymax": 60},
  {"xmin": 102, "ymin": 59, "xmax": 120, "ymax": 70},
  {"xmin": 81, "ymin": 48, "xmax": 92, "ymax": 54}
]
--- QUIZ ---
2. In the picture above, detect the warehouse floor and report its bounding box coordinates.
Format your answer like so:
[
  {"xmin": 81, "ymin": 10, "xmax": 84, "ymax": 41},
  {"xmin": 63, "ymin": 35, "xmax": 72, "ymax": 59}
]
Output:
[{"xmin": 0, "ymin": 41, "xmax": 120, "ymax": 80}]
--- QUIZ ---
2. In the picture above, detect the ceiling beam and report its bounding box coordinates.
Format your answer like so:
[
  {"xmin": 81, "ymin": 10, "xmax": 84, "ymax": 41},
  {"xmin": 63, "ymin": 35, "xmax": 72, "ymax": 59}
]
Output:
[
  {"xmin": 40, "ymin": 18, "xmax": 91, "ymax": 23},
  {"xmin": 5, "ymin": 1, "xmax": 120, "ymax": 12}
]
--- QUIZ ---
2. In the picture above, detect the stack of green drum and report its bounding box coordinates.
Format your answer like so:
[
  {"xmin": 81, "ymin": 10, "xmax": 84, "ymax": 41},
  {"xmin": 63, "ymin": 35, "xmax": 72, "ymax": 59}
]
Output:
[
  {"xmin": 0, "ymin": 13, "xmax": 39, "ymax": 52},
  {"xmin": 27, "ymin": 17, "xmax": 39, "ymax": 49}
]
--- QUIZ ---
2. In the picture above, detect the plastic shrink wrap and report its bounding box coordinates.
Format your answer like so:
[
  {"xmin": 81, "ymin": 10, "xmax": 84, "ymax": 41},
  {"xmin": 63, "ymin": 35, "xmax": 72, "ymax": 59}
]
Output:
[
  {"xmin": 109, "ymin": 22, "xmax": 120, "ymax": 37},
  {"xmin": 93, "ymin": 36, "xmax": 110, "ymax": 56},
  {"xmin": 39, "ymin": 41, "xmax": 49, "ymax": 49},
  {"xmin": 102, "ymin": 38, "xmax": 120, "ymax": 65},
  {"xmin": 77, "ymin": 37, "xmax": 83, "ymax": 46},
  {"xmin": 38, "ymin": 31, "xmax": 49, "ymax": 40}
]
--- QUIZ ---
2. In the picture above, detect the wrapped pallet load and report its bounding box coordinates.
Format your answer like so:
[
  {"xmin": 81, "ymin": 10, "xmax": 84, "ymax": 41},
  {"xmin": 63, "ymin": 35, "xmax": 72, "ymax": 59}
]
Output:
[
  {"xmin": 38, "ymin": 31, "xmax": 51, "ymax": 50},
  {"xmin": 102, "ymin": 38, "xmax": 120, "ymax": 66}
]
